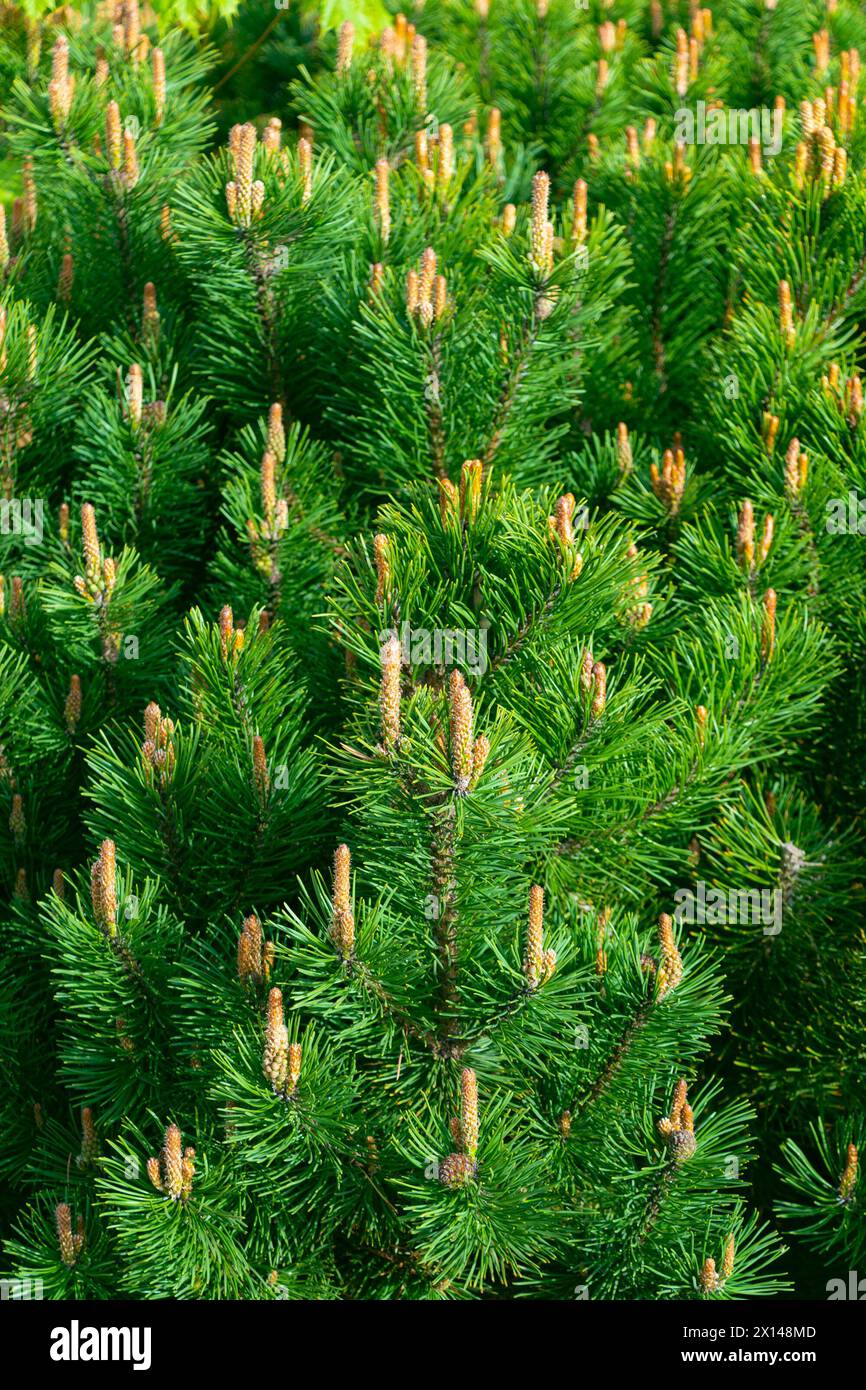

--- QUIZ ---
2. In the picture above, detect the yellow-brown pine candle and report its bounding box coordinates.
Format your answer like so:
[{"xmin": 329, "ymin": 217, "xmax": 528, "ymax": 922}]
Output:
[
  {"xmin": 126, "ymin": 364, "xmax": 143, "ymax": 429},
  {"xmin": 721, "ymin": 1234, "xmax": 735, "ymax": 1280},
  {"xmin": 626, "ymin": 125, "xmax": 640, "ymax": 167},
  {"xmin": 438, "ymin": 124, "xmax": 454, "ymax": 188},
  {"xmin": 529, "ymin": 169, "xmax": 550, "ymax": 273},
  {"xmin": 123, "ymin": 0, "xmax": 141, "ymax": 59},
  {"xmin": 177, "ymin": 1146, "xmax": 194, "ymax": 1201},
  {"xmin": 263, "ymin": 986, "xmax": 289, "ymax": 1091},
  {"xmin": 674, "ymin": 27, "xmax": 689, "ymax": 96},
  {"xmin": 146, "ymin": 1155, "xmax": 163, "ymax": 1191},
  {"xmin": 418, "ymin": 246, "xmax": 437, "ymax": 325},
  {"xmin": 298, "ymin": 136, "xmax": 313, "ymax": 204},
  {"xmin": 106, "ymin": 101, "xmax": 122, "ymax": 170},
  {"xmin": 434, "ymin": 274, "xmax": 448, "ymax": 321},
  {"xmin": 9, "ymin": 793, "xmax": 25, "ymax": 843},
  {"xmin": 461, "ymin": 1068, "xmax": 479, "ymax": 1157},
  {"xmin": 379, "ymin": 633, "xmax": 402, "ymax": 748},
  {"xmin": 260, "ymin": 449, "xmax": 277, "ymax": 531},
  {"xmin": 373, "ymin": 533, "xmax": 390, "ymax": 605},
  {"xmin": 252, "ymin": 733, "xmax": 269, "ymax": 802},
  {"xmin": 737, "ymin": 498, "xmax": 755, "ymax": 570},
  {"xmin": 374, "ymin": 158, "xmax": 390, "ymax": 244},
  {"xmin": 0, "ymin": 204, "xmax": 8, "ymax": 270},
  {"xmin": 79, "ymin": 1106, "xmax": 97, "ymax": 1166},
  {"xmin": 524, "ymin": 884, "xmax": 545, "ymax": 989},
  {"xmin": 839, "ymin": 1142, "xmax": 858, "ymax": 1200},
  {"xmin": 762, "ymin": 587, "xmax": 777, "ymax": 660},
  {"xmin": 22, "ymin": 158, "xmax": 37, "ymax": 231},
  {"xmin": 656, "ymin": 912, "xmax": 683, "ymax": 1000},
  {"xmin": 336, "ymin": 20, "xmax": 354, "ymax": 74},
  {"xmin": 596, "ymin": 58, "xmax": 608, "ymax": 95},
  {"xmin": 161, "ymin": 1123, "xmax": 183, "ymax": 1200},
  {"xmin": 590, "ymin": 661, "xmax": 606, "ymax": 717},
  {"xmin": 369, "ymin": 261, "xmax": 384, "ymax": 299},
  {"xmin": 470, "ymin": 732, "xmax": 490, "ymax": 787},
  {"xmin": 485, "ymin": 107, "xmax": 502, "ymax": 165},
  {"xmin": 286, "ymin": 1042, "xmax": 302, "ymax": 1095},
  {"xmin": 458, "ymin": 457, "xmax": 481, "ymax": 521},
  {"xmin": 219, "ymin": 604, "xmax": 234, "ymax": 658},
  {"xmin": 411, "ymin": 34, "xmax": 427, "ymax": 113},
  {"xmin": 758, "ymin": 512, "xmax": 774, "ymax": 564},
  {"xmin": 53, "ymin": 868, "xmax": 65, "ymax": 901},
  {"xmin": 763, "ymin": 411, "xmax": 780, "ymax": 454},
  {"xmin": 266, "ymin": 403, "xmax": 286, "ymax": 462},
  {"xmin": 699, "ymin": 1257, "xmax": 719, "ymax": 1292},
  {"xmin": 406, "ymin": 268, "xmax": 420, "ymax": 315},
  {"xmin": 238, "ymin": 913, "xmax": 264, "ymax": 983},
  {"xmin": 122, "ymin": 125, "xmax": 140, "ymax": 186},
  {"xmin": 93, "ymin": 839, "xmax": 118, "ymax": 934},
  {"xmin": 64, "ymin": 675, "xmax": 81, "ymax": 739},
  {"xmin": 695, "ymin": 704, "xmax": 708, "ymax": 747},
  {"xmin": 142, "ymin": 281, "xmax": 160, "ymax": 344},
  {"xmin": 14, "ymin": 867, "xmax": 28, "ymax": 902},
  {"xmin": 415, "ymin": 127, "xmax": 428, "ymax": 172},
  {"xmin": 449, "ymin": 668, "xmax": 473, "ymax": 790},
  {"xmin": 58, "ymin": 252, "xmax": 74, "ymax": 302},
  {"xmin": 151, "ymin": 46, "xmax": 166, "ymax": 125},
  {"xmin": 262, "ymin": 117, "xmax": 281, "ymax": 155},
  {"xmin": 56, "ymin": 1202, "xmax": 77, "ymax": 1266},
  {"xmin": 439, "ymin": 476, "xmax": 458, "ymax": 524},
  {"xmin": 331, "ymin": 843, "xmax": 355, "ymax": 957},
  {"xmin": 599, "ymin": 20, "xmax": 615, "ymax": 52}
]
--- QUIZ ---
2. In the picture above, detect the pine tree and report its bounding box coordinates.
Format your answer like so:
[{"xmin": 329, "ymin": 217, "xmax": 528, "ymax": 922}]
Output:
[{"xmin": 1, "ymin": 0, "xmax": 864, "ymax": 1302}]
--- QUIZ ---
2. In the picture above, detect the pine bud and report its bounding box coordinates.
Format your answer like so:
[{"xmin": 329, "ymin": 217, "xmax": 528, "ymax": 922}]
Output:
[
  {"xmin": 524, "ymin": 884, "xmax": 545, "ymax": 989},
  {"xmin": 331, "ymin": 843, "xmax": 355, "ymax": 958},
  {"xmin": 234, "ymin": 123, "xmax": 256, "ymax": 225},
  {"xmin": 839, "ymin": 1143, "xmax": 858, "ymax": 1201},
  {"xmin": 778, "ymin": 279, "xmax": 795, "ymax": 347},
  {"xmin": 699, "ymin": 1257, "xmax": 719, "ymax": 1292},
  {"xmin": 336, "ymin": 21, "xmax": 354, "ymax": 73},
  {"xmin": 374, "ymin": 158, "xmax": 390, "ymax": 244},
  {"xmin": 238, "ymin": 913, "xmax": 264, "ymax": 983},
  {"xmin": 721, "ymin": 1233, "xmax": 735, "ymax": 1279},
  {"xmin": 298, "ymin": 137, "xmax": 313, "ymax": 204},
  {"xmin": 22, "ymin": 158, "xmax": 37, "ymax": 231},
  {"xmin": 590, "ymin": 661, "xmax": 606, "ymax": 717},
  {"xmin": 181, "ymin": 1146, "xmax": 196, "ymax": 1201},
  {"xmin": 263, "ymin": 987, "xmax": 288, "ymax": 1092},
  {"xmin": 266, "ymin": 403, "xmax": 285, "ymax": 463},
  {"xmin": 761, "ymin": 587, "xmax": 777, "ymax": 661},
  {"xmin": 0, "ymin": 204, "xmax": 8, "ymax": 271},
  {"xmin": 146, "ymin": 1155, "xmax": 162, "ymax": 1191},
  {"xmin": 449, "ymin": 669, "xmax": 473, "ymax": 790},
  {"xmin": 671, "ymin": 26, "xmax": 688, "ymax": 96},
  {"xmin": 151, "ymin": 47, "xmax": 166, "ymax": 124},
  {"xmin": 530, "ymin": 170, "xmax": 550, "ymax": 273},
  {"xmin": 142, "ymin": 282, "xmax": 160, "ymax": 345},
  {"xmin": 438, "ymin": 124, "xmax": 454, "ymax": 187},
  {"xmin": 125, "ymin": 364, "xmax": 143, "ymax": 429},
  {"xmin": 124, "ymin": 0, "xmax": 142, "ymax": 61},
  {"xmin": 162, "ymin": 1123, "xmax": 183, "ymax": 1200},
  {"xmin": 56, "ymin": 1202, "xmax": 76, "ymax": 1266},
  {"xmin": 252, "ymin": 734, "xmax": 269, "ymax": 802},
  {"xmin": 560, "ymin": 1110, "xmax": 572, "ymax": 1138},
  {"xmin": 57, "ymin": 252, "xmax": 74, "ymax": 303},
  {"xmin": 485, "ymin": 107, "xmax": 502, "ymax": 165},
  {"xmin": 439, "ymin": 477, "xmax": 459, "ymax": 525},
  {"xmin": 411, "ymin": 34, "xmax": 427, "ymax": 112},
  {"xmin": 53, "ymin": 869, "xmax": 65, "ymax": 901},
  {"xmin": 219, "ymin": 604, "xmax": 234, "ymax": 659},
  {"xmin": 415, "ymin": 129, "xmax": 428, "ymax": 171},
  {"xmin": 461, "ymin": 1067, "xmax": 479, "ymax": 1158},
  {"xmin": 379, "ymin": 633, "xmax": 402, "ymax": 749},
  {"xmin": 78, "ymin": 1106, "xmax": 97, "ymax": 1167},
  {"xmin": 9, "ymin": 792, "xmax": 25, "ymax": 844},
  {"xmin": 737, "ymin": 499, "xmax": 755, "ymax": 570},
  {"xmin": 91, "ymin": 839, "xmax": 117, "ymax": 934},
  {"xmin": 616, "ymin": 421, "xmax": 632, "ymax": 473},
  {"xmin": 374, "ymin": 533, "xmax": 390, "ymax": 604},
  {"xmin": 656, "ymin": 913, "xmax": 683, "ymax": 1000},
  {"xmin": 470, "ymin": 734, "xmax": 490, "ymax": 788},
  {"xmin": 758, "ymin": 513, "xmax": 774, "ymax": 565},
  {"xmin": 286, "ymin": 1042, "xmax": 302, "ymax": 1095}
]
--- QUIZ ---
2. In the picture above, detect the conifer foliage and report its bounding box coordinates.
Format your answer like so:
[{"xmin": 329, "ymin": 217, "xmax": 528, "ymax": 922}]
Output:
[{"xmin": 0, "ymin": 0, "xmax": 863, "ymax": 1302}]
